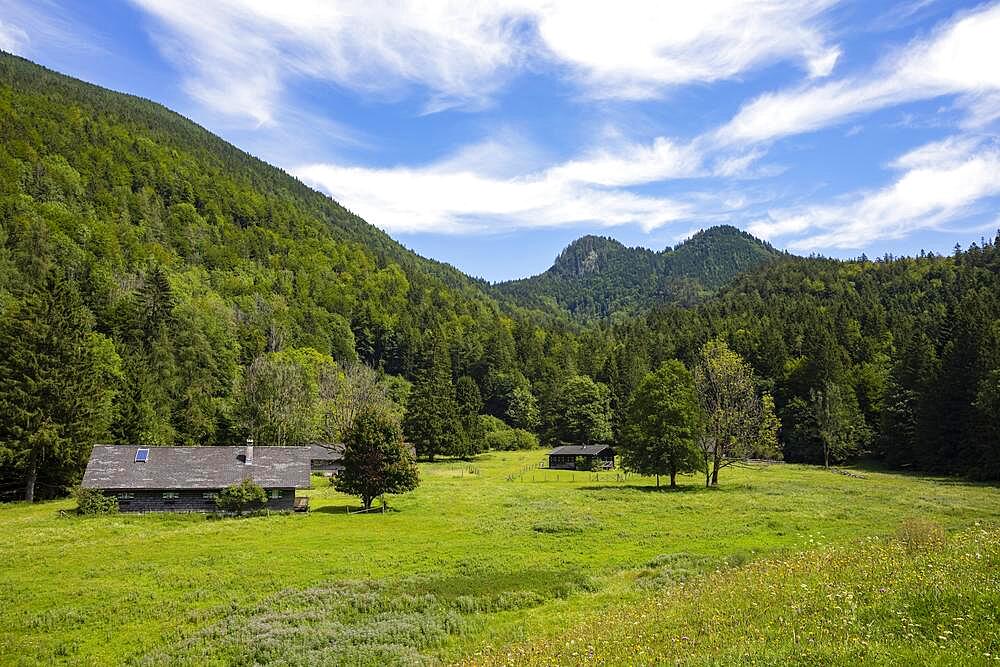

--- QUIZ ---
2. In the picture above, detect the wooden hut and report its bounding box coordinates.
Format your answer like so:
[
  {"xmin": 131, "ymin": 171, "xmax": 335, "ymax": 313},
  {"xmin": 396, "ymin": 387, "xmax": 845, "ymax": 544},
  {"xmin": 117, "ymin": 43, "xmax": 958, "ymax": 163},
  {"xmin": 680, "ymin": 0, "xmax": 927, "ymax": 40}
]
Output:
[{"xmin": 548, "ymin": 444, "xmax": 615, "ymax": 470}]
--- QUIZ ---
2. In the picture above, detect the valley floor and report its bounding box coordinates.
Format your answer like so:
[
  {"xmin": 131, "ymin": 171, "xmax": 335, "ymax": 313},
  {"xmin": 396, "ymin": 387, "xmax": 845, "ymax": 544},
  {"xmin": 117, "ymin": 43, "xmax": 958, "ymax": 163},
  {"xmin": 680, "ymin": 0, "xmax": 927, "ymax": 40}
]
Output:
[{"xmin": 1, "ymin": 451, "xmax": 999, "ymax": 665}]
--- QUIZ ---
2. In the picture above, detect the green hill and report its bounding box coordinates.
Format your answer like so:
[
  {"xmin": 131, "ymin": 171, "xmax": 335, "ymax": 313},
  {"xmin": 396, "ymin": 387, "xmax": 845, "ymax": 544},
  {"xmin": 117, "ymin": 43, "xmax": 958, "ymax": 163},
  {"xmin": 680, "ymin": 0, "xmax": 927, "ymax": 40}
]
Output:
[
  {"xmin": 494, "ymin": 225, "xmax": 782, "ymax": 318},
  {"xmin": 0, "ymin": 52, "xmax": 575, "ymax": 496}
]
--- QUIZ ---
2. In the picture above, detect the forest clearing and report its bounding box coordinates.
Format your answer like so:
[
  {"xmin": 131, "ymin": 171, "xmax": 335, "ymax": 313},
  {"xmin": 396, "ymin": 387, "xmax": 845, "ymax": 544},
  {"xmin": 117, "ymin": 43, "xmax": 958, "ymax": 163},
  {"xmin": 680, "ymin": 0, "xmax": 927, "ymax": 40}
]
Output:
[{"xmin": 3, "ymin": 451, "xmax": 998, "ymax": 665}]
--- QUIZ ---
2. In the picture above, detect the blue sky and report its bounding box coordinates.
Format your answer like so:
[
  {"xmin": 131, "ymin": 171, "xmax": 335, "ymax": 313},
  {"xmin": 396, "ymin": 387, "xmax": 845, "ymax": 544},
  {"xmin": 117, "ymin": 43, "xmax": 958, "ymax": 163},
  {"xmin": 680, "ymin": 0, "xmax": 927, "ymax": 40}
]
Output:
[{"xmin": 2, "ymin": 1, "xmax": 1000, "ymax": 281}]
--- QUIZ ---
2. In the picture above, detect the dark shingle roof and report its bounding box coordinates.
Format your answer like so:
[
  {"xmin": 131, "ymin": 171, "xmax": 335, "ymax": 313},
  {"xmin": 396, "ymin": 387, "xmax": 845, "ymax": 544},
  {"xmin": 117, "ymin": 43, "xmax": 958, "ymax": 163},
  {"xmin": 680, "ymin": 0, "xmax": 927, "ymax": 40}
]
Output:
[
  {"xmin": 82, "ymin": 445, "xmax": 311, "ymax": 490},
  {"xmin": 308, "ymin": 442, "xmax": 415, "ymax": 461},
  {"xmin": 308, "ymin": 443, "xmax": 344, "ymax": 461},
  {"xmin": 549, "ymin": 444, "xmax": 614, "ymax": 456}
]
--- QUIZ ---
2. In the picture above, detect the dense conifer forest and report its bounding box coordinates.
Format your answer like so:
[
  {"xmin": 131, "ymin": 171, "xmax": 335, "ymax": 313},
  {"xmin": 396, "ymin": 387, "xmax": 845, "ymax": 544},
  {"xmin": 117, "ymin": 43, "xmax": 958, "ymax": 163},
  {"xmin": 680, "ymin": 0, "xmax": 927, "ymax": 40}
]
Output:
[{"xmin": 1, "ymin": 52, "xmax": 999, "ymax": 501}]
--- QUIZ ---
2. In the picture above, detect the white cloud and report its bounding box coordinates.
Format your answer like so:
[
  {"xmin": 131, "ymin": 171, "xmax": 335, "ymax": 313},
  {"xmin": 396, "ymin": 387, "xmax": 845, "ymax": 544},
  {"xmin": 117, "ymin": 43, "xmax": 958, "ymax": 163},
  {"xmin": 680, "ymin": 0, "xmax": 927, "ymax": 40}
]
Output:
[
  {"xmin": 806, "ymin": 46, "xmax": 841, "ymax": 78},
  {"xmin": 531, "ymin": 1, "xmax": 840, "ymax": 97},
  {"xmin": 132, "ymin": 0, "xmax": 528, "ymax": 124},
  {"xmin": 888, "ymin": 135, "xmax": 984, "ymax": 170},
  {"xmin": 130, "ymin": 0, "xmax": 842, "ymax": 122},
  {"xmin": 293, "ymin": 136, "xmax": 702, "ymax": 234},
  {"xmin": 716, "ymin": 2, "xmax": 1000, "ymax": 144},
  {"xmin": 0, "ymin": 1, "xmax": 100, "ymax": 58},
  {"xmin": 546, "ymin": 137, "xmax": 703, "ymax": 187},
  {"xmin": 748, "ymin": 136, "xmax": 1000, "ymax": 250}
]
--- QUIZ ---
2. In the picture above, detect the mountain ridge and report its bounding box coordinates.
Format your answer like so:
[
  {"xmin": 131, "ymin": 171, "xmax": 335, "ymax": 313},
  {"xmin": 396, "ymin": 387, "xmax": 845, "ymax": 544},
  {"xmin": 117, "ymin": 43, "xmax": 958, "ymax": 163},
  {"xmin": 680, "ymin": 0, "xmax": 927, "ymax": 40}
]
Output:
[{"xmin": 494, "ymin": 225, "xmax": 783, "ymax": 319}]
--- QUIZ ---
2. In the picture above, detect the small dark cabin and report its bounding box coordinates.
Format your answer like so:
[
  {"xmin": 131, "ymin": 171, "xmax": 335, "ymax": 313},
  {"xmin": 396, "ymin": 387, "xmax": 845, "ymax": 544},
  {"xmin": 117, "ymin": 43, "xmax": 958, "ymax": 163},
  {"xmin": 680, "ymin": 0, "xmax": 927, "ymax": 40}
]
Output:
[
  {"xmin": 81, "ymin": 445, "xmax": 311, "ymax": 512},
  {"xmin": 548, "ymin": 444, "xmax": 615, "ymax": 470},
  {"xmin": 309, "ymin": 443, "xmax": 345, "ymax": 476}
]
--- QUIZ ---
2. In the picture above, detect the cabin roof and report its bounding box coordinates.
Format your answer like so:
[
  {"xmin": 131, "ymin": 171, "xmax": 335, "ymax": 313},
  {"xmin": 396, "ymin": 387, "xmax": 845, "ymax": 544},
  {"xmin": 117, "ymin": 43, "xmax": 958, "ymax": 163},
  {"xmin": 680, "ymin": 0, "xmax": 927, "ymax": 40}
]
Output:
[
  {"xmin": 548, "ymin": 444, "xmax": 614, "ymax": 457},
  {"xmin": 82, "ymin": 445, "xmax": 311, "ymax": 490},
  {"xmin": 308, "ymin": 443, "xmax": 345, "ymax": 461},
  {"xmin": 307, "ymin": 442, "xmax": 416, "ymax": 461}
]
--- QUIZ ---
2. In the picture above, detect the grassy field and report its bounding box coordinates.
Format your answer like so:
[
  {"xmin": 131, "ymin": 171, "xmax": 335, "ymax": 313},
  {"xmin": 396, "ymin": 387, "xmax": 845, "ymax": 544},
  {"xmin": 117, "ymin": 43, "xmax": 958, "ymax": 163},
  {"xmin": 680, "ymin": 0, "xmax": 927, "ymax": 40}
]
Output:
[{"xmin": 1, "ymin": 451, "xmax": 999, "ymax": 665}]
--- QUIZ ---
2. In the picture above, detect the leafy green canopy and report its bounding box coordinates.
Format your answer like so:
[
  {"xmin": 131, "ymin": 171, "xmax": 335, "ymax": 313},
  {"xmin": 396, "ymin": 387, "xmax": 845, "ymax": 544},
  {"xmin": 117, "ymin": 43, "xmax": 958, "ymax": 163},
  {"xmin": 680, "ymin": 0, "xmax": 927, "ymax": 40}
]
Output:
[
  {"xmin": 621, "ymin": 361, "xmax": 702, "ymax": 487},
  {"xmin": 545, "ymin": 375, "xmax": 613, "ymax": 446},
  {"xmin": 335, "ymin": 410, "xmax": 419, "ymax": 509}
]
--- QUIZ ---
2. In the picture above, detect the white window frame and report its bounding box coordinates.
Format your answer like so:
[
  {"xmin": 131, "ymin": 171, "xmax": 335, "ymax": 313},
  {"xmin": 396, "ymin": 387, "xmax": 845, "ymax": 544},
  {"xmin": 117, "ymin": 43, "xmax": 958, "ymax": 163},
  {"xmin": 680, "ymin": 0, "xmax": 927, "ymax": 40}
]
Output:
[
  {"xmin": 269, "ymin": 489, "xmax": 283, "ymax": 499},
  {"xmin": 162, "ymin": 491, "xmax": 179, "ymax": 500}
]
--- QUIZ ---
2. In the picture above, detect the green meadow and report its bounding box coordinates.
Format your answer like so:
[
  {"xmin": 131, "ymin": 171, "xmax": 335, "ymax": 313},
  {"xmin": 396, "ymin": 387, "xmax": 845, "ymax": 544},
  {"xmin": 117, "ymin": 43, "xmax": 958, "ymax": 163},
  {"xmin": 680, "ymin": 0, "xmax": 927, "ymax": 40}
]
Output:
[{"xmin": 2, "ymin": 451, "xmax": 999, "ymax": 665}]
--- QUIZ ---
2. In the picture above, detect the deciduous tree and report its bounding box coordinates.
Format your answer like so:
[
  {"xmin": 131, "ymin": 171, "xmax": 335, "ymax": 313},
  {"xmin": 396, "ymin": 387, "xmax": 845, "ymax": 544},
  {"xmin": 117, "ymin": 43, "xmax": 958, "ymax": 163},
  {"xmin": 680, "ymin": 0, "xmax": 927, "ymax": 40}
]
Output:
[
  {"xmin": 693, "ymin": 340, "xmax": 779, "ymax": 486},
  {"xmin": 621, "ymin": 361, "xmax": 702, "ymax": 488},
  {"xmin": 811, "ymin": 381, "xmax": 867, "ymax": 468},
  {"xmin": 547, "ymin": 375, "xmax": 612, "ymax": 446},
  {"xmin": 335, "ymin": 410, "xmax": 419, "ymax": 510}
]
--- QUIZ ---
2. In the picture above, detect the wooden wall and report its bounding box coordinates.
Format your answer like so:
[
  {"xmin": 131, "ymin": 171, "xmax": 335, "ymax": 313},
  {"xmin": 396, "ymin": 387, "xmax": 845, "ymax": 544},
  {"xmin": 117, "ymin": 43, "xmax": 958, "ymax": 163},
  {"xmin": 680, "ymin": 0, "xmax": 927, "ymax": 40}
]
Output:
[{"xmin": 109, "ymin": 488, "xmax": 296, "ymax": 513}]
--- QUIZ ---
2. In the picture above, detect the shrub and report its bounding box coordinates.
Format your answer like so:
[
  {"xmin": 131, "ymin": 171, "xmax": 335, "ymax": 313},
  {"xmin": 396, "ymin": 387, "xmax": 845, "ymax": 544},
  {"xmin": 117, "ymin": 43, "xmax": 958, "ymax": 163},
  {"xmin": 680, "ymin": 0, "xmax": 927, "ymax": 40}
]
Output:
[
  {"xmin": 484, "ymin": 428, "xmax": 539, "ymax": 451},
  {"xmin": 74, "ymin": 487, "xmax": 118, "ymax": 515},
  {"xmin": 215, "ymin": 479, "xmax": 267, "ymax": 515},
  {"xmin": 479, "ymin": 414, "xmax": 509, "ymax": 434},
  {"xmin": 896, "ymin": 517, "xmax": 946, "ymax": 554}
]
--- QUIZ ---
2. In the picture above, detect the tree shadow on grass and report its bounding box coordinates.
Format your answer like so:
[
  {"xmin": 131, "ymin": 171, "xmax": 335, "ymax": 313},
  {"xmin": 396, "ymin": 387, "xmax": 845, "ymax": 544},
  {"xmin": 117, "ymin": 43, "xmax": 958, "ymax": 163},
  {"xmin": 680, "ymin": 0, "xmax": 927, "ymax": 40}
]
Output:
[
  {"xmin": 577, "ymin": 483, "xmax": 707, "ymax": 493},
  {"xmin": 311, "ymin": 504, "xmax": 401, "ymax": 515},
  {"xmin": 848, "ymin": 459, "xmax": 1000, "ymax": 488}
]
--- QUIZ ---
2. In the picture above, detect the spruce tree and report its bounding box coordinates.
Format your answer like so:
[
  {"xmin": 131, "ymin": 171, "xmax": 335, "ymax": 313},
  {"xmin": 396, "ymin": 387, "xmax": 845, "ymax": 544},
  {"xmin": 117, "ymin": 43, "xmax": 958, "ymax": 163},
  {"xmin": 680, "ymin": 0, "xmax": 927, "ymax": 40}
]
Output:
[
  {"xmin": 455, "ymin": 375, "xmax": 485, "ymax": 453},
  {"xmin": 0, "ymin": 277, "xmax": 118, "ymax": 501},
  {"xmin": 403, "ymin": 336, "xmax": 464, "ymax": 460}
]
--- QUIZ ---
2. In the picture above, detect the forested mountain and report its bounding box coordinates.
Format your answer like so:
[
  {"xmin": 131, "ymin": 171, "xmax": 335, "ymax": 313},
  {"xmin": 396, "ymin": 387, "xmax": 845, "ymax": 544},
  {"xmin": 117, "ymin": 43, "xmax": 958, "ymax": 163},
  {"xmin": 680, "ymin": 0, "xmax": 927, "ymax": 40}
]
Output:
[
  {"xmin": 0, "ymin": 53, "xmax": 579, "ymax": 498},
  {"xmin": 494, "ymin": 226, "xmax": 782, "ymax": 319},
  {"xmin": 594, "ymin": 245, "xmax": 1000, "ymax": 480},
  {"xmin": 1, "ymin": 52, "xmax": 998, "ymax": 501}
]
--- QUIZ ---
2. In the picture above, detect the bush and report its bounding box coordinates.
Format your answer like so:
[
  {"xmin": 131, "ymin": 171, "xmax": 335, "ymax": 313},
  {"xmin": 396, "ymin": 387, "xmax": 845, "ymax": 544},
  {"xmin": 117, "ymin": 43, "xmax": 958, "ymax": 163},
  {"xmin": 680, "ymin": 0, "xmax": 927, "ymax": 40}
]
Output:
[
  {"xmin": 215, "ymin": 479, "xmax": 267, "ymax": 515},
  {"xmin": 484, "ymin": 428, "xmax": 539, "ymax": 451},
  {"xmin": 896, "ymin": 517, "xmax": 946, "ymax": 554},
  {"xmin": 479, "ymin": 414, "xmax": 509, "ymax": 434},
  {"xmin": 75, "ymin": 487, "xmax": 117, "ymax": 515}
]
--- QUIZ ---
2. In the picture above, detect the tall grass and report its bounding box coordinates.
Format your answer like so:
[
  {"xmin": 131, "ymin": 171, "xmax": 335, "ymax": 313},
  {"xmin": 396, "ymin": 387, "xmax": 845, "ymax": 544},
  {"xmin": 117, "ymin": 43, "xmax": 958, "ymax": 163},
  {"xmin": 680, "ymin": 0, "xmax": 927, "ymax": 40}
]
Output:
[
  {"xmin": 472, "ymin": 523, "xmax": 1000, "ymax": 665},
  {"xmin": 1, "ymin": 451, "xmax": 999, "ymax": 664}
]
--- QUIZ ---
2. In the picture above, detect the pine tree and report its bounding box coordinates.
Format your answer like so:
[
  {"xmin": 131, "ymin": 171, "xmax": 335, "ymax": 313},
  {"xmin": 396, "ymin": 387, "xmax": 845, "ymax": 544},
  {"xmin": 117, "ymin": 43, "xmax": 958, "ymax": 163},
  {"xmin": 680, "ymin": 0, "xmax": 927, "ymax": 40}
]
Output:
[
  {"xmin": 0, "ymin": 277, "xmax": 119, "ymax": 501},
  {"xmin": 455, "ymin": 375, "xmax": 485, "ymax": 453},
  {"xmin": 403, "ymin": 336, "xmax": 464, "ymax": 460},
  {"xmin": 881, "ymin": 332, "xmax": 938, "ymax": 468}
]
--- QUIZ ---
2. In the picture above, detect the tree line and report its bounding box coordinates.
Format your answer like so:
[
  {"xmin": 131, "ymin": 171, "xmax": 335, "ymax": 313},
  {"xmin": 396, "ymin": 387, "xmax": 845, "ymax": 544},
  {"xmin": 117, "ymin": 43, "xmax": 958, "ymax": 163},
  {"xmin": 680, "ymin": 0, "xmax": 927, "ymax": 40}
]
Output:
[{"xmin": 2, "ymin": 53, "xmax": 999, "ymax": 503}]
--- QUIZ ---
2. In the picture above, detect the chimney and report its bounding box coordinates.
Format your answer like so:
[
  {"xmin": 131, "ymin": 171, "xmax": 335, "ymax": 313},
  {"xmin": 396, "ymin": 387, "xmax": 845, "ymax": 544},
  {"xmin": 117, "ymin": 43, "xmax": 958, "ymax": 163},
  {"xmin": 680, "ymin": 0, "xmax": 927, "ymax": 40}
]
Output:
[{"xmin": 245, "ymin": 436, "xmax": 254, "ymax": 465}]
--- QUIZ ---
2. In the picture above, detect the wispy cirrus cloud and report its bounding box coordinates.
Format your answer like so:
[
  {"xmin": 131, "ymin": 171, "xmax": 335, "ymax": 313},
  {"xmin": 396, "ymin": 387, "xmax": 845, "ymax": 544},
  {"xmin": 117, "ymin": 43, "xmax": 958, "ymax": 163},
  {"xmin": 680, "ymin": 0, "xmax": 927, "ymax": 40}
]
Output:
[
  {"xmin": 130, "ymin": 0, "xmax": 843, "ymax": 123},
  {"xmin": 748, "ymin": 135, "xmax": 1000, "ymax": 251},
  {"xmin": 529, "ymin": 1, "xmax": 841, "ymax": 98},
  {"xmin": 0, "ymin": 19, "xmax": 29, "ymax": 53},
  {"xmin": 294, "ymin": 136, "xmax": 701, "ymax": 234},
  {"xmin": 715, "ymin": 2, "xmax": 1000, "ymax": 145}
]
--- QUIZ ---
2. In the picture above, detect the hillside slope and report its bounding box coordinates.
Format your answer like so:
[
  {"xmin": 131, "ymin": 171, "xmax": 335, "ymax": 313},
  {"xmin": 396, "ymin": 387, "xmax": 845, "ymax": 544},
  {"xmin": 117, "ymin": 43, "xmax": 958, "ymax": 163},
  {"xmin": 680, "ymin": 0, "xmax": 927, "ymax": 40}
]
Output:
[
  {"xmin": 494, "ymin": 225, "xmax": 782, "ymax": 318},
  {"xmin": 0, "ymin": 53, "xmax": 574, "ymax": 493}
]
